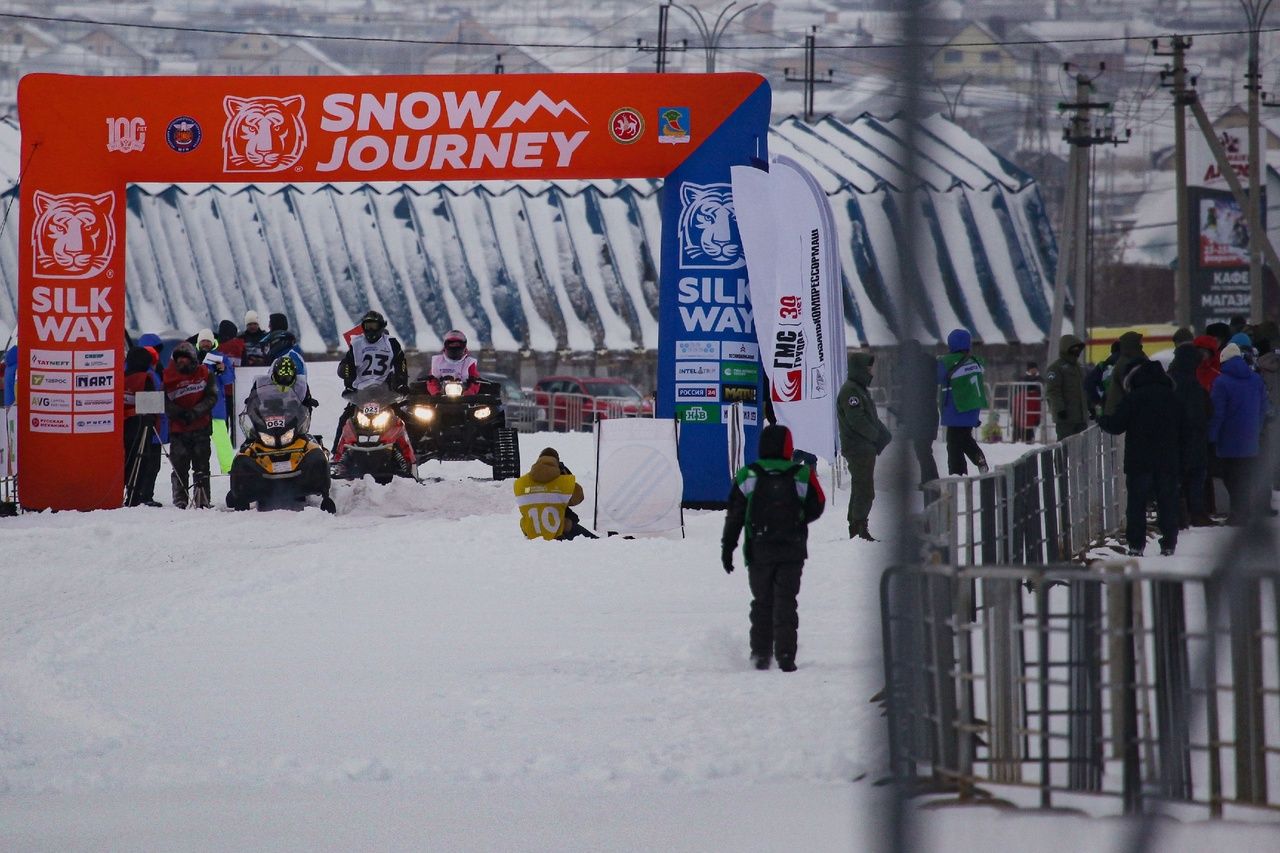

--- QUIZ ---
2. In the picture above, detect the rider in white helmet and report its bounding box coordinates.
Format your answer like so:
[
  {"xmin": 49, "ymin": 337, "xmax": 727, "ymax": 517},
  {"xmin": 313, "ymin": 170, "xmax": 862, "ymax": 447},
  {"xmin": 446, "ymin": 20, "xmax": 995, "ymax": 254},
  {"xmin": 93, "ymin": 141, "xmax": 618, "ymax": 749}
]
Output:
[{"xmin": 425, "ymin": 329, "xmax": 481, "ymax": 395}]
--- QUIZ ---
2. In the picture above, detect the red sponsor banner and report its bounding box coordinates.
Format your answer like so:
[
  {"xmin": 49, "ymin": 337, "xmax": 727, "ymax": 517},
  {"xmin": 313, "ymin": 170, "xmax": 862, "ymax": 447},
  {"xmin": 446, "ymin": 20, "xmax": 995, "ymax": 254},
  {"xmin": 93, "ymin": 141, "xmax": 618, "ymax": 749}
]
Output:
[{"xmin": 16, "ymin": 72, "xmax": 766, "ymax": 509}]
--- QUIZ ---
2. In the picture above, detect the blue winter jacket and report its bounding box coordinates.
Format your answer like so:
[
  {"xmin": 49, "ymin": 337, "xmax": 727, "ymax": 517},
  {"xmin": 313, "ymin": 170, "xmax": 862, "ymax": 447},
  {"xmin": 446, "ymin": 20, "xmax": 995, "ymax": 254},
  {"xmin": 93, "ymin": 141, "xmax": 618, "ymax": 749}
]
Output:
[
  {"xmin": 937, "ymin": 329, "xmax": 982, "ymax": 428},
  {"xmin": 3, "ymin": 344, "xmax": 17, "ymax": 407},
  {"xmin": 201, "ymin": 349, "xmax": 235, "ymax": 419},
  {"xmin": 1208, "ymin": 356, "xmax": 1267, "ymax": 458}
]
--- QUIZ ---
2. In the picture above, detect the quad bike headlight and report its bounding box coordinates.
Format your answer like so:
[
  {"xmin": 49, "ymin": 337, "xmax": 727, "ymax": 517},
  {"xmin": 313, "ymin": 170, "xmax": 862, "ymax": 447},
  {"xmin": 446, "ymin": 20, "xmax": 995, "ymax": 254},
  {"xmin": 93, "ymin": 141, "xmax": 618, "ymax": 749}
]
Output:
[
  {"xmin": 473, "ymin": 406, "xmax": 492, "ymax": 420},
  {"xmin": 444, "ymin": 381, "xmax": 464, "ymax": 398},
  {"xmin": 412, "ymin": 405, "xmax": 435, "ymax": 422}
]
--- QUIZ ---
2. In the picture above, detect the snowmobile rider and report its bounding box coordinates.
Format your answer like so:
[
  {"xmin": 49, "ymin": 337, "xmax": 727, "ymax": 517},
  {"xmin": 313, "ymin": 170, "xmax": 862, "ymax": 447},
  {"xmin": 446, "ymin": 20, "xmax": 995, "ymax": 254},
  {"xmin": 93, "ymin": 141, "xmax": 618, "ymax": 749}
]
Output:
[
  {"xmin": 246, "ymin": 355, "xmax": 318, "ymax": 439},
  {"xmin": 164, "ymin": 341, "xmax": 218, "ymax": 509},
  {"xmin": 422, "ymin": 329, "xmax": 481, "ymax": 396},
  {"xmin": 333, "ymin": 310, "xmax": 408, "ymax": 450}
]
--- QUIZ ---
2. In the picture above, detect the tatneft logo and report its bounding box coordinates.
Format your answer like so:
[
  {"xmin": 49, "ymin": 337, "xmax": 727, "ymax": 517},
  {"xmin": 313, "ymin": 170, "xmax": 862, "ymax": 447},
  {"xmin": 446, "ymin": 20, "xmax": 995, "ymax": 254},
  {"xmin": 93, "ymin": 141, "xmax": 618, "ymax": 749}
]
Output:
[
  {"xmin": 675, "ymin": 361, "xmax": 719, "ymax": 380},
  {"xmin": 677, "ymin": 182, "xmax": 745, "ymax": 270},
  {"xmin": 30, "ymin": 413, "xmax": 73, "ymax": 433},
  {"xmin": 30, "ymin": 392, "xmax": 72, "ymax": 412},
  {"xmin": 75, "ymin": 371, "xmax": 115, "ymax": 390},
  {"xmin": 30, "ymin": 371, "xmax": 73, "ymax": 390},
  {"xmin": 675, "ymin": 340, "xmax": 719, "ymax": 360},
  {"xmin": 74, "ymin": 350, "xmax": 115, "ymax": 370},
  {"xmin": 721, "ymin": 341, "xmax": 759, "ymax": 362},
  {"xmin": 106, "ymin": 117, "xmax": 146, "ymax": 153},
  {"xmin": 675, "ymin": 383, "xmax": 719, "ymax": 401},
  {"xmin": 223, "ymin": 95, "xmax": 308, "ymax": 173},
  {"xmin": 314, "ymin": 89, "xmax": 590, "ymax": 173},
  {"xmin": 31, "ymin": 190, "xmax": 117, "ymax": 279},
  {"xmin": 30, "ymin": 349, "xmax": 73, "ymax": 370},
  {"xmin": 74, "ymin": 414, "xmax": 115, "ymax": 433}
]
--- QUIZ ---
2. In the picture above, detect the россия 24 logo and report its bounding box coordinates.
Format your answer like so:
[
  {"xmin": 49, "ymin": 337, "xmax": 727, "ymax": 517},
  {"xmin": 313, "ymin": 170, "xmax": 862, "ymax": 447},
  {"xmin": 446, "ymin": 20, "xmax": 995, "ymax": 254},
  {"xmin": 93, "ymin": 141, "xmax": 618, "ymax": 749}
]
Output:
[
  {"xmin": 222, "ymin": 95, "xmax": 307, "ymax": 173},
  {"xmin": 677, "ymin": 182, "xmax": 745, "ymax": 270},
  {"xmin": 31, "ymin": 190, "xmax": 116, "ymax": 279}
]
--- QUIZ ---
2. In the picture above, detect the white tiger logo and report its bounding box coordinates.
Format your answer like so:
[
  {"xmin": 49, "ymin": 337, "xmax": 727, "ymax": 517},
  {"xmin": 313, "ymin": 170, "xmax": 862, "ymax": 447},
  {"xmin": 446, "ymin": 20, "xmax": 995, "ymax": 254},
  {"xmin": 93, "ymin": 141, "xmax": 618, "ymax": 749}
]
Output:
[
  {"xmin": 678, "ymin": 183, "xmax": 744, "ymax": 269},
  {"xmin": 31, "ymin": 190, "xmax": 116, "ymax": 279},
  {"xmin": 222, "ymin": 95, "xmax": 307, "ymax": 172}
]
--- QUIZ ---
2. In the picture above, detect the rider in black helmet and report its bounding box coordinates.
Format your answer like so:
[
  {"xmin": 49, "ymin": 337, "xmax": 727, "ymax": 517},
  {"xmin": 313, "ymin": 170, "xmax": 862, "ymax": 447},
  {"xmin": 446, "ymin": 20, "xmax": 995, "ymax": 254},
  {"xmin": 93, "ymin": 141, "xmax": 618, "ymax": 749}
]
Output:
[{"xmin": 334, "ymin": 309, "xmax": 408, "ymax": 449}]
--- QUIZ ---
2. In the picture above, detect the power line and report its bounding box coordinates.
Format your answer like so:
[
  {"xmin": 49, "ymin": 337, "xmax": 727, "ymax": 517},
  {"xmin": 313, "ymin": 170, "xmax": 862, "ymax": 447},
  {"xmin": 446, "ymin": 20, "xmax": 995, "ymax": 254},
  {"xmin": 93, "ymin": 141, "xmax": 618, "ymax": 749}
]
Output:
[{"xmin": 5, "ymin": 11, "xmax": 1280, "ymax": 55}]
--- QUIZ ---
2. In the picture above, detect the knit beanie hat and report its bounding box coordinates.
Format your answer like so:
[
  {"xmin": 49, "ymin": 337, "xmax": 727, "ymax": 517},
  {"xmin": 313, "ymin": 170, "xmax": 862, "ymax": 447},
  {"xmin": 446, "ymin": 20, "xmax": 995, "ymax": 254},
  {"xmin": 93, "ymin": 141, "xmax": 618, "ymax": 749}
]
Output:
[
  {"xmin": 1220, "ymin": 342, "xmax": 1242, "ymax": 362},
  {"xmin": 244, "ymin": 310, "xmax": 260, "ymax": 326},
  {"xmin": 1230, "ymin": 332, "xmax": 1252, "ymax": 348},
  {"xmin": 196, "ymin": 328, "xmax": 215, "ymax": 346}
]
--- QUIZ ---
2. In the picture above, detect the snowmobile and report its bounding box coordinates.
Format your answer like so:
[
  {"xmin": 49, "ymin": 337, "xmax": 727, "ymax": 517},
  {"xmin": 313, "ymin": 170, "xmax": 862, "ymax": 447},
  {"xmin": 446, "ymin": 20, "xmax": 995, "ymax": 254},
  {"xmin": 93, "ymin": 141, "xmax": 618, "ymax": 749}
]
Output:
[
  {"xmin": 331, "ymin": 387, "xmax": 417, "ymax": 484},
  {"xmin": 227, "ymin": 396, "xmax": 334, "ymax": 512},
  {"xmin": 403, "ymin": 376, "xmax": 521, "ymax": 480}
]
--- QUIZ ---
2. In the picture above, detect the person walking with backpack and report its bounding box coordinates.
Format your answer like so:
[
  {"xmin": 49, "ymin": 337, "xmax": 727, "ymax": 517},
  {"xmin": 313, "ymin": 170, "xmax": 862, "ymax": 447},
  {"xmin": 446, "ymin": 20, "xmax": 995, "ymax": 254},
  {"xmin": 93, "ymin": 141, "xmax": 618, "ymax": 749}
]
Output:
[
  {"xmin": 837, "ymin": 352, "xmax": 891, "ymax": 540},
  {"xmin": 937, "ymin": 329, "xmax": 989, "ymax": 475},
  {"xmin": 721, "ymin": 424, "xmax": 826, "ymax": 673}
]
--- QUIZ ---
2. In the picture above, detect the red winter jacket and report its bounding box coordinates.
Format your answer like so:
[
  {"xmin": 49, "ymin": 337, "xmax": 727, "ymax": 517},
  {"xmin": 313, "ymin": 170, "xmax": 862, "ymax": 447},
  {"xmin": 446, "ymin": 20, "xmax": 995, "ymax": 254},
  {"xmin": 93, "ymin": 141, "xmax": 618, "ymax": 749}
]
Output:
[
  {"xmin": 1193, "ymin": 335, "xmax": 1221, "ymax": 392},
  {"xmin": 163, "ymin": 362, "xmax": 217, "ymax": 433}
]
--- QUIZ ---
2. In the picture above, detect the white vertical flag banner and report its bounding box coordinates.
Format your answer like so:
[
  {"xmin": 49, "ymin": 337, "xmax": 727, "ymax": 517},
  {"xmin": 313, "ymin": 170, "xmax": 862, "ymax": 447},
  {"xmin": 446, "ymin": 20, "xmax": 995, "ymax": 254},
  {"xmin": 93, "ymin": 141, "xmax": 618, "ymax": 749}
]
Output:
[
  {"xmin": 594, "ymin": 418, "xmax": 685, "ymax": 535},
  {"xmin": 0, "ymin": 405, "xmax": 15, "ymax": 478},
  {"xmin": 731, "ymin": 157, "xmax": 847, "ymax": 462},
  {"xmin": 727, "ymin": 401, "xmax": 745, "ymax": 476}
]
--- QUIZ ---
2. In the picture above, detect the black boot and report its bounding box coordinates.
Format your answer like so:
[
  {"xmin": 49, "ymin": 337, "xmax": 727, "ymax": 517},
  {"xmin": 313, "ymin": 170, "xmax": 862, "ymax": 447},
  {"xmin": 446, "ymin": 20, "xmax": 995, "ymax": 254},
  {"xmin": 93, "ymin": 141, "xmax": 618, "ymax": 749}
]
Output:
[
  {"xmin": 751, "ymin": 653, "xmax": 771, "ymax": 671},
  {"xmin": 776, "ymin": 656, "xmax": 797, "ymax": 673},
  {"xmin": 851, "ymin": 520, "xmax": 877, "ymax": 542}
]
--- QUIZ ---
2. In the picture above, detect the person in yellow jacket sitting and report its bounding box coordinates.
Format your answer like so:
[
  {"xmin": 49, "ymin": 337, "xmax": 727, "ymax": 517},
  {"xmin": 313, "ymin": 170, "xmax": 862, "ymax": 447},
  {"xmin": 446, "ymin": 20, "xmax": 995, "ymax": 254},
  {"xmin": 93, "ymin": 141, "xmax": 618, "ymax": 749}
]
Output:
[{"xmin": 513, "ymin": 447, "xmax": 598, "ymax": 540}]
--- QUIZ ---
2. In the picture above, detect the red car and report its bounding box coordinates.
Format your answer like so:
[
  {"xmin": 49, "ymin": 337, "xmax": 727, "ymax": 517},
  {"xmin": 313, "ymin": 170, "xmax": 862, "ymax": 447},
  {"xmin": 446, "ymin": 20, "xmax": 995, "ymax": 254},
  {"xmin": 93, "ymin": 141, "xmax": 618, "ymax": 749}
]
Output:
[{"xmin": 533, "ymin": 376, "xmax": 654, "ymax": 431}]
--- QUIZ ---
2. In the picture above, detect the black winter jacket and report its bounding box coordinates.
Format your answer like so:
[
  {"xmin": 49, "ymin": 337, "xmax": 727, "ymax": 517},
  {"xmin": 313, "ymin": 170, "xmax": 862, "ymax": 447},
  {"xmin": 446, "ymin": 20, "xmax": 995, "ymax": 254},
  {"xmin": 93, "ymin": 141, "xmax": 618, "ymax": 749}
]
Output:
[
  {"xmin": 1098, "ymin": 360, "xmax": 1187, "ymax": 474},
  {"xmin": 1167, "ymin": 345, "xmax": 1211, "ymax": 470}
]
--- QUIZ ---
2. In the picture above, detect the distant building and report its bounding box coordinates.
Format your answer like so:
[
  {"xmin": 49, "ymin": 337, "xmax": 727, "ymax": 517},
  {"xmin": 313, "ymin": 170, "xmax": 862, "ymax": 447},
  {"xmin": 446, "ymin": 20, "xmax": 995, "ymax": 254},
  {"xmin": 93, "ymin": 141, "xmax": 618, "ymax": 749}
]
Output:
[
  {"xmin": 929, "ymin": 21, "xmax": 1023, "ymax": 85},
  {"xmin": 201, "ymin": 33, "xmax": 287, "ymax": 76},
  {"xmin": 0, "ymin": 21, "xmax": 58, "ymax": 65},
  {"xmin": 77, "ymin": 27, "xmax": 159, "ymax": 74}
]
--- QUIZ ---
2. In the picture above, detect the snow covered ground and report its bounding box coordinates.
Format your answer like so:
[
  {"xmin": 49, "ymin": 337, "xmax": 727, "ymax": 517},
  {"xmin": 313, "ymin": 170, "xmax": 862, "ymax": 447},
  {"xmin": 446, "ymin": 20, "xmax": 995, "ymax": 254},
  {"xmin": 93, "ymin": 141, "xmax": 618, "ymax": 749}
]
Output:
[{"xmin": 2, "ymin": 365, "xmax": 1278, "ymax": 851}]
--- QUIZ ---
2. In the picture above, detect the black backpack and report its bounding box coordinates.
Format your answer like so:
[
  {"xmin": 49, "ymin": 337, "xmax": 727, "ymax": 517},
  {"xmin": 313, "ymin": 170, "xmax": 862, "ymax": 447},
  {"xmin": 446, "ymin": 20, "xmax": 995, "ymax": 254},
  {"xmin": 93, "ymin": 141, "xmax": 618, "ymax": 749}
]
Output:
[{"xmin": 748, "ymin": 463, "xmax": 806, "ymax": 544}]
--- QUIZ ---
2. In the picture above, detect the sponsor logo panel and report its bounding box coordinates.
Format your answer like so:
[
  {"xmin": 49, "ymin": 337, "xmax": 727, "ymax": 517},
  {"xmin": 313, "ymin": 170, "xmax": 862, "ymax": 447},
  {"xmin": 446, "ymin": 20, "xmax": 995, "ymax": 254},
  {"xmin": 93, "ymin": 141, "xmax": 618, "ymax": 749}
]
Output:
[
  {"xmin": 30, "ymin": 413, "xmax": 72, "ymax": 434},
  {"xmin": 74, "ymin": 414, "xmax": 115, "ymax": 434},
  {"xmin": 223, "ymin": 95, "xmax": 307, "ymax": 172},
  {"xmin": 608, "ymin": 107, "xmax": 643, "ymax": 144},
  {"xmin": 675, "ymin": 339, "xmax": 719, "ymax": 360},
  {"xmin": 721, "ymin": 384, "xmax": 758, "ymax": 404},
  {"xmin": 674, "ymin": 361, "xmax": 719, "ymax": 380},
  {"xmin": 675, "ymin": 403, "xmax": 718, "ymax": 423},
  {"xmin": 74, "ymin": 392, "xmax": 115, "ymax": 413},
  {"xmin": 30, "ymin": 348, "xmax": 73, "ymax": 370},
  {"xmin": 675, "ymin": 383, "xmax": 719, "ymax": 401},
  {"xmin": 74, "ymin": 349, "xmax": 115, "ymax": 370},
  {"xmin": 658, "ymin": 107, "xmax": 690, "ymax": 144},
  {"xmin": 677, "ymin": 182, "xmax": 744, "ymax": 270},
  {"xmin": 721, "ymin": 341, "xmax": 758, "ymax": 362},
  {"xmin": 75, "ymin": 371, "xmax": 115, "ymax": 390},
  {"xmin": 31, "ymin": 190, "xmax": 116, "ymax": 279},
  {"xmin": 166, "ymin": 116, "xmax": 202, "ymax": 153},
  {"xmin": 721, "ymin": 362, "xmax": 758, "ymax": 382},
  {"xmin": 106, "ymin": 117, "xmax": 146, "ymax": 153},
  {"xmin": 30, "ymin": 370, "xmax": 73, "ymax": 390},
  {"xmin": 30, "ymin": 392, "xmax": 72, "ymax": 412}
]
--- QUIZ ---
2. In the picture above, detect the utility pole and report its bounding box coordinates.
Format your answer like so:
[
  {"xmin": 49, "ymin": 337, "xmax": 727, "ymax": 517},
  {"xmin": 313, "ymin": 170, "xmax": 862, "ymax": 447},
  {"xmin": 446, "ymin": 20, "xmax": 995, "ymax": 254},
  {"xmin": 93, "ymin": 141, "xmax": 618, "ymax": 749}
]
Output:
[
  {"xmin": 1156, "ymin": 35, "xmax": 1193, "ymax": 328},
  {"xmin": 670, "ymin": 1, "xmax": 756, "ymax": 73},
  {"xmin": 1241, "ymin": 0, "xmax": 1273, "ymax": 323},
  {"xmin": 636, "ymin": 3, "xmax": 687, "ymax": 73},
  {"xmin": 1048, "ymin": 65, "xmax": 1129, "ymax": 363},
  {"xmin": 785, "ymin": 27, "xmax": 834, "ymax": 123}
]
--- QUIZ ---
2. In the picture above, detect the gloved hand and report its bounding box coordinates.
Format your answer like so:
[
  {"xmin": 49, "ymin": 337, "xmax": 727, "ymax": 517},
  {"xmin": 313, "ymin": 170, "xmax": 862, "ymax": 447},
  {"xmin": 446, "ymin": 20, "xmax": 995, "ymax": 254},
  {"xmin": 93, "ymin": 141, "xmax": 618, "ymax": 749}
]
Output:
[{"xmin": 722, "ymin": 548, "xmax": 734, "ymax": 574}]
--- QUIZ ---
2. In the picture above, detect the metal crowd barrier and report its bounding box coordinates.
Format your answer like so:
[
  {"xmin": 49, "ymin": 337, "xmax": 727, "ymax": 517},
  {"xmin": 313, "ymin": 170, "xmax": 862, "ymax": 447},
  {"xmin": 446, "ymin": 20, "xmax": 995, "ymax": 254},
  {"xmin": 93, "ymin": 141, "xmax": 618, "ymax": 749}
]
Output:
[
  {"xmin": 880, "ymin": 562, "xmax": 1280, "ymax": 817},
  {"xmin": 533, "ymin": 392, "xmax": 654, "ymax": 433},
  {"xmin": 921, "ymin": 425, "xmax": 1126, "ymax": 565}
]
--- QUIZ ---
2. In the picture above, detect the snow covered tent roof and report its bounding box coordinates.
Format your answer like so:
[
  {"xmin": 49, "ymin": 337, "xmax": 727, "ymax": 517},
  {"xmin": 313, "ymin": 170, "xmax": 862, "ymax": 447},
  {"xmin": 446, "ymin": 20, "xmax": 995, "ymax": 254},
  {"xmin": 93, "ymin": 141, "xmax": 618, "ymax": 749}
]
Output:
[{"xmin": 0, "ymin": 114, "xmax": 1056, "ymax": 351}]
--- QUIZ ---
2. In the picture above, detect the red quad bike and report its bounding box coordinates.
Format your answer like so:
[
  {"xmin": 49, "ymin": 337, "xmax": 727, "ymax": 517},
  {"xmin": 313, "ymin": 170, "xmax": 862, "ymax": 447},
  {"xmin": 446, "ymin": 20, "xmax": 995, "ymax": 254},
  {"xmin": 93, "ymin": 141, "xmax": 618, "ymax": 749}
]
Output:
[{"xmin": 331, "ymin": 387, "xmax": 417, "ymax": 484}]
